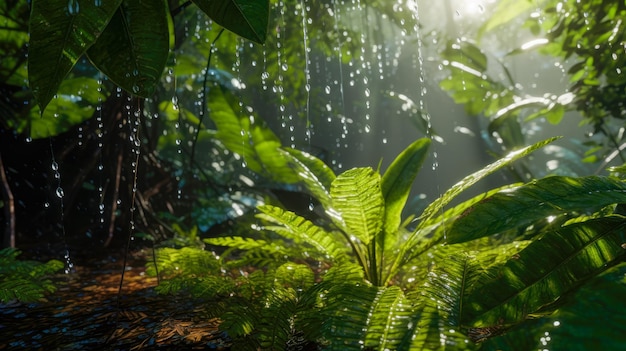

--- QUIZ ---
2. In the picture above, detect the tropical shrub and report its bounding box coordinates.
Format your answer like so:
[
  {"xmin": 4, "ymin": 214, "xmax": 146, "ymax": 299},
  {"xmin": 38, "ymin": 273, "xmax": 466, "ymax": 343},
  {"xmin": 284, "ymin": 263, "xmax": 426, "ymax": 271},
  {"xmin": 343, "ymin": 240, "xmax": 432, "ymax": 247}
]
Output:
[{"xmin": 149, "ymin": 132, "xmax": 626, "ymax": 350}]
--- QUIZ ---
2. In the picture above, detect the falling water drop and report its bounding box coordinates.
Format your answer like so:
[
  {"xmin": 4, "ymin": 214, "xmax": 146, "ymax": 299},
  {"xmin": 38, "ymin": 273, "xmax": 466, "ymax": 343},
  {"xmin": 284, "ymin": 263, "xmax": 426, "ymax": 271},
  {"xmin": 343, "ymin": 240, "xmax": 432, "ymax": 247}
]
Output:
[
  {"xmin": 64, "ymin": 250, "xmax": 74, "ymax": 274},
  {"xmin": 55, "ymin": 187, "xmax": 65, "ymax": 198},
  {"xmin": 67, "ymin": 0, "xmax": 79, "ymax": 15}
]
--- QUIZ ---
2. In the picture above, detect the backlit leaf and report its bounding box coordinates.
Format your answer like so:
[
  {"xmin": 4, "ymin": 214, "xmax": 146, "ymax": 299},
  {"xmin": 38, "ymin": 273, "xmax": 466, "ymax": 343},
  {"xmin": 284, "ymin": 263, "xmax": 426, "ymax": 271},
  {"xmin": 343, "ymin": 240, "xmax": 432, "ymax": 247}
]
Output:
[
  {"xmin": 466, "ymin": 217, "xmax": 626, "ymax": 326},
  {"xmin": 448, "ymin": 175, "xmax": 626, "ymax": 244},
  {"xmin": 331, "ymin": 168, "xmax": 384, "ymax": 246},
  {"xmin": 28, "ymin": 0, "xmax": 122, "ymax": 111},
  {"xmin": 86, "ymin": 0, "xmax": 172, "ymax": 98},
  {"xmin": 193, "ymin": 0, "xmax": 269, "ymax": 44}
]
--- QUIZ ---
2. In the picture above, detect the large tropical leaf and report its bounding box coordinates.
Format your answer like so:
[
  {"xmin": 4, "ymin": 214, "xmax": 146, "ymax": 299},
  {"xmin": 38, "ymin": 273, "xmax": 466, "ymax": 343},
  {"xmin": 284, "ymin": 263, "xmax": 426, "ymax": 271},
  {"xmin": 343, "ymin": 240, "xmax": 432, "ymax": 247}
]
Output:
[
  {"xmin": 477, "ymin": 0, "xmax": 537, "ymax": 39},
  {"xmin": 465, "ymin": 217, "xmax": 626, "ymax": 327},
  {"xmin": 208, "ymin": 83, "xmax": 300, "ymax": 183},
  {"xmin": 256, "ymin": 204, "xmax": 349, "ymax": 262},
  {"xmin": 331, "ymin": 168, "xmax": 384, "ymax": 246},
  {"xmin": 86, "ymin": 0, "xmax": 172, "ymax": 98},
  {"xmin": 418, "ymin": 137, "xmax": 560, "ymax": 227},
  {"xmin": 448, "ymin": 175, "xmax": 626, "ymax": 244},
  {"xmin": 397, "ymin": 184, "xmax": 522, "ymax": 270},
  {"xmin": 23, "ymin": 77, "xmax": 108, "ymax": 139},
  {"xmin": 380, "ymin": 138, "xmax": 430, "ymax": 243},
  {"xmin": 28, "ymin": 0, "xmax": 122, "ymax": 111},
  {"xmin": 482, "ymin": 263, "xmax": 626, "ymax": 351},
  {"xmin": 193, "ymin": 0, "xmax": 269, "ymax": 44}
]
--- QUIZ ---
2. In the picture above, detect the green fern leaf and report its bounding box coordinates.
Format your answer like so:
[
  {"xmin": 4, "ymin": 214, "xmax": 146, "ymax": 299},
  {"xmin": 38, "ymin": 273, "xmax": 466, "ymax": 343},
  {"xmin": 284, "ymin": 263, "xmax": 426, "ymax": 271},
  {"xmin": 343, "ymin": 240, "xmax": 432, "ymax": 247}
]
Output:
[
  {"xmin": 403, "ymin": 302, "xmax": 475, "ymax": 350},
  {"xmin": 0, "ymin": 278, "xmax": 48, "ymax": 303},
  {"xmin": 204, "ymin": 236, "xmax": 276, "ymax": 252},
  {"xmin": 330, "ymin": 167, "xmax": 384, "ymax": 246},
  {"xmin": 319, "ymin": 284, "xmax": 418, "ymax": 350},
  {"xmin": 363, "ymin": 286, "xmax": 416, "ymax": 350},
  {"xmin": 148, "ymin": 247, "xmax": 220, "ymax": 278},
  {"xmin": 257, "ymin": 204, "xmax": 350, "ymax": 262},
  {"xmin": 274, "ymin": 263, "xmax": 315, "ymax": 290}
]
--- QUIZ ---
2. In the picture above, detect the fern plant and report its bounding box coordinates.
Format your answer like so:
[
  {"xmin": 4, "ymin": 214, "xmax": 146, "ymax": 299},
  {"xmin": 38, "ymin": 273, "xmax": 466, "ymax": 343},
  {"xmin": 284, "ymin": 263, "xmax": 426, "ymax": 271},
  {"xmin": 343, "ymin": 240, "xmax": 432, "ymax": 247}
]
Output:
[
  {"xmin": 151, "ymin": 90, "xmax": 626, "ymax": 349},
  {"xmin": 199, "ymin": 134, "xmax": 626, "ymax": 350},
  {"xmin": 0, "ymin": 248, "xmax": 64, "ymax": 303}
]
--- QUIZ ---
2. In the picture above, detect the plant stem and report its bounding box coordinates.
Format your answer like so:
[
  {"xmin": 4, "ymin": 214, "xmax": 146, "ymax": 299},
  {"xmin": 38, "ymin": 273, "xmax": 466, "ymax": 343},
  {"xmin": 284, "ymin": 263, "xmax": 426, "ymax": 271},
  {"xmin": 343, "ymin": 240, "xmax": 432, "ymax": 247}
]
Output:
[
  {"xmin": 0, "ymin": 152, "xmax": 15, "ymax": 248},
  {"xmin": 190, "ymin": 28, "xmax": 225, "ymax": 167}
]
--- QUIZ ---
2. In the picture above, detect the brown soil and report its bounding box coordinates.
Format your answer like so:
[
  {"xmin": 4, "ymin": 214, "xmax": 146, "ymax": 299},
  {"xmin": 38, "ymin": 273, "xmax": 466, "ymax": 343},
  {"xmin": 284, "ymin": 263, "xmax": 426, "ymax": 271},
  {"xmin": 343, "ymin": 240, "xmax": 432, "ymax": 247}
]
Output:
[{"xmin": 0, "ymin": 250, "xmax": 230, "ymax": 350}]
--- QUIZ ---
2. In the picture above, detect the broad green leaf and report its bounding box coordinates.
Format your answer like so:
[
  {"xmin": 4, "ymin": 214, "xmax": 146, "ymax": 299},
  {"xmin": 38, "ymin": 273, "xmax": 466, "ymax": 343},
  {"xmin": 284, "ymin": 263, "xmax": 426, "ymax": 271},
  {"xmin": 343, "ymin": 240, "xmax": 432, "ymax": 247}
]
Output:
[
  {"xmin": 448, "ymin": 176, "xmax": 626, "ymax": 244},
  {"xmin": 207, "ymin": 83, "xmax": 300, "ymax": 183},
  {"xmin": 477, "ymin": 0, "xmax": 537, "ymax": 39},
  {"xmin": 193, "ymin": 0, "xmax": 269, "ymax": 44},
  {"xmin": 418, "ymin": 137, "xmax": 560, "ymax": 228},
  {"xmin": 22, "ymin": 77, "xmax": 108, "ymax": 139},
  {"xmin": 440, "ymin": 40, "xmax": 488, "ymax": 73},
  {"xmin": 87, "ymin": 0, "xmax": 172, "ymax": 98},
  {"xmin": 466, "ymin": 217, "xmax": 626, "ymax": 327},
  {"xmin": 28, "ymin": 0, "xmax": 122, "ymax": 111},
  {"xmin": 331, "ymin": 168, "xmax": 384, "ymax": 246},
  {"xmin": 381, "ymin": 138, "xmax": 430, "ymax": 240},
  {"xmin": 480, "ymin": 264, "xmax": 626, "ymax": 350},
  {"xmin": 256, "ymin": 204, "xmax": 349, "ymax": 262}
]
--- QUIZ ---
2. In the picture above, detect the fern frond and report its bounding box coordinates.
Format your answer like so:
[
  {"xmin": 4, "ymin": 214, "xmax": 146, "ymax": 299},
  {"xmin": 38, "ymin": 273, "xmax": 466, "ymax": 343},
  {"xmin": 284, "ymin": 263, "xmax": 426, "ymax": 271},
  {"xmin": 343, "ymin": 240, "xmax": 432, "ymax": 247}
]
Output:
[
  {"xmin": 0, "ymin": 278, "xmax": 55, "ymax": 303},
  {"xmin": 257, "ymin": 204, "xmax": 350, "ymax": 262},
  {"xmin": 147, "ymin": 247, "xmax": 220, "ymax": 278},
  {"xmin": 330, "ymin": 167, "xmax": 384, "ymax": 246},
  {"xmin": 0, "ymin": 248, "xmax": 63, "ymax": 303}
]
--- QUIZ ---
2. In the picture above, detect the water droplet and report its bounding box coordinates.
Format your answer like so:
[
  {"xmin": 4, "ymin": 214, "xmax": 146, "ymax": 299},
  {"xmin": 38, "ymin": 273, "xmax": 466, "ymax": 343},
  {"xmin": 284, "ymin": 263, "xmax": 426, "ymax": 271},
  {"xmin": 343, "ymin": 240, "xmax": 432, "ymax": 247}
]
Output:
[
  {"xmin": 56, "ymin": 187, "xmax": 65, "ymax": 198},
  {"xmin": 51, "ymin": 162, "xmax": 59, "ymax": 171},
  {"xmin": 67, "ymin": 0, "xmax": 79, "ymax": 15},
  {"xmin": 44, "ymin": 202, "xmax": 50, "ymax": 208},
  {"xmin": 132, "ymin": 85, "xmax": 140, "ymax": 93}
]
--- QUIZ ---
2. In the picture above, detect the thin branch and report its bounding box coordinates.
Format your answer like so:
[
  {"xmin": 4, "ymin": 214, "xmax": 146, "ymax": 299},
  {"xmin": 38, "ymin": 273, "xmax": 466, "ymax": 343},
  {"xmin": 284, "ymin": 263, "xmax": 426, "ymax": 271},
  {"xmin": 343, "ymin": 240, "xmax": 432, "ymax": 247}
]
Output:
[
  {"xmin": 104, "ymin": 149, "xmax": 123, "ymax": 248},
  {"xmin": 170, "ymin": 0, "xmax": 192, "ymax": 17},
  {"xmin": 0, "ymin": 153, "xmax": 15, "ymax": 248},
  {"xmin": 190, "ymin": 28, "xmax": 225, "ymax": 166}
]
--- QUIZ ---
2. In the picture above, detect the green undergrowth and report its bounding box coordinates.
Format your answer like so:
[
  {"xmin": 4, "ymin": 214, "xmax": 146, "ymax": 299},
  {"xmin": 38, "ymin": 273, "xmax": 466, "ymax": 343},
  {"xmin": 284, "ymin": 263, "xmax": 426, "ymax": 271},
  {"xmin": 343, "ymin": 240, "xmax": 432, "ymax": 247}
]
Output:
[{"xmin": 0, "ymin": 248, "xmax": 64, "ymax": 303}]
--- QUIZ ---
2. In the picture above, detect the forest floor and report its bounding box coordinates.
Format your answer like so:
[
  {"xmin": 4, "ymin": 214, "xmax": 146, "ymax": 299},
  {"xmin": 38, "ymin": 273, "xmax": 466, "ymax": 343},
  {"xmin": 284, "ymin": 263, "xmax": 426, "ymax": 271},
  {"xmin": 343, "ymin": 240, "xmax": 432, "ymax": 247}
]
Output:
[{"xmin": 0, "ymin": 249, "xmax": 230, "ymax": 350}]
